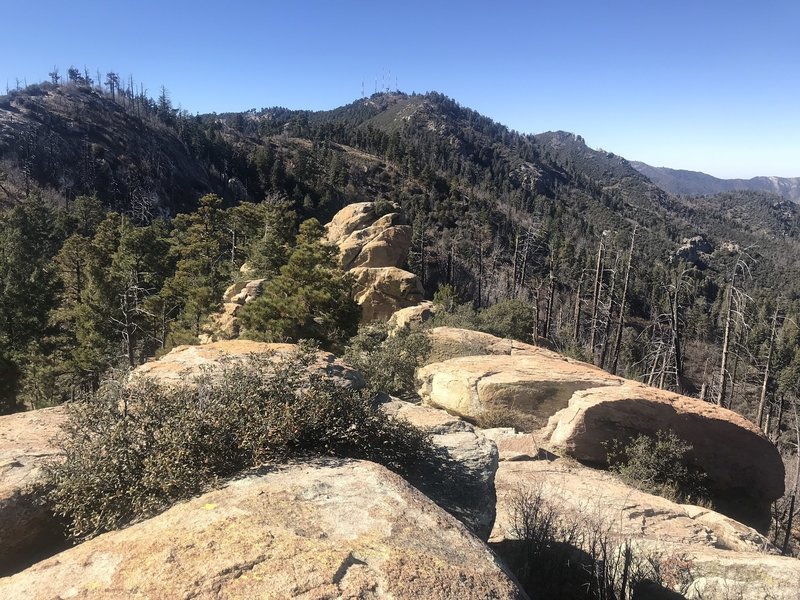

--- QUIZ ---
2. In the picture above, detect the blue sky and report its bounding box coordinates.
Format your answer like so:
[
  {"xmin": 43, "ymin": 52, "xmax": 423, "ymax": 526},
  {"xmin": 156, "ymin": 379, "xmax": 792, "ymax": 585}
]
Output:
[{"xmin": 1, "ymin": 0, "xmax": 798, "ymax": 178}]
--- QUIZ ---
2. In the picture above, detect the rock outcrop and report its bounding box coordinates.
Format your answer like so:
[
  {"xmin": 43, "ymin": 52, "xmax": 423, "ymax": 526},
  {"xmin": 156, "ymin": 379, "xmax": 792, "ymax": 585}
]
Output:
[
  {"xmin": 490, "ymin": 458, "xmax": 799, "ymax": 600},
  {"xmin": 325, "ymin": 201, "xmax": 411, "ymax": 270},
  {"xmin": 0, "ymin": 407, "xmax": 68, "ymax": 575},
  {"xmin": 426, "ymin": 326, "xmax": 543, "ymax": 364},
  {"xmin": 417, "ymin": 347, "xmax": 622, "ymax": 426},
  {"xmin": 337, "ymin": 212, "xmax": 412, "ymax": 270},
  {"xmin": 199, "ymin": 278, "xmax": 266, "ymax": 343},
  {"xmin": 1, "ymin": 460, "xmax": 526, "ymax": 599},
  {"xmin": 544, "ymin": 382, "xmax": 785, "ymax": 530},
  {"xmin": 491, "ymin": 458, "xmax": 776, "ymax": 555},
  {"xmin": 675, "ymin": 235, "xmax": 713, "ymax": 267},
  {"xmin": 415, "ymin": 328, "xmax": 784, "ymax": 531},
  {"xmin": 387, "ymin": 301, "xmax": 439, "ymax": 334},
  {"xmin": 132, "ymin": 340, "xmax": 364, "ymax": 389},
  {"xmin": 350, "ymin": 266, "xmax": 425, "ymax": 322},
  {"xmin": 380, "ymin": 398, "xmax": 498, "ymax": 540},
  {"xmin": 326, "ymin": 202, "xmax": 424, "ymax": 322}
]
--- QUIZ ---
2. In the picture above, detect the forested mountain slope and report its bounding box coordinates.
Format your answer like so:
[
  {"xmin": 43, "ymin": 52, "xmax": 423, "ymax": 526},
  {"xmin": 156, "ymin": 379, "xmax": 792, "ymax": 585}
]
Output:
[{"xmin": 3, "ymin": 81, "xmax": 800, "ymax": 439}]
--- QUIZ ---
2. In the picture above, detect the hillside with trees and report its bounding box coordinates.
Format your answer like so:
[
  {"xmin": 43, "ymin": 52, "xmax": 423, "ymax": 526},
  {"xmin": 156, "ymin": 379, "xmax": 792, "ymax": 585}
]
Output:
[{"xmin": 2, "ymin": 75, "xmax": 800, "ymax": 473}]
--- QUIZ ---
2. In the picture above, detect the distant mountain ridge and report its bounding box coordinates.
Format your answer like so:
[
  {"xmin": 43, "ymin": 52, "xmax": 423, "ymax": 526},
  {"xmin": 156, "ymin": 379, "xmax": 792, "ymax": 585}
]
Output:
[{"xmin": 630, "ymin": 161, "xmax": 800, "ymax": 203}]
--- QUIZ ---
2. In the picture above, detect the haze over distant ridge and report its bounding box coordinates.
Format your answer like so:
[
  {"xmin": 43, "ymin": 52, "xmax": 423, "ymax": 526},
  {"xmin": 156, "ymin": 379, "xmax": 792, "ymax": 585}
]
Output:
[{"xmin": 630, "ymin": 161, "xmax": 800, "ymax": 203}]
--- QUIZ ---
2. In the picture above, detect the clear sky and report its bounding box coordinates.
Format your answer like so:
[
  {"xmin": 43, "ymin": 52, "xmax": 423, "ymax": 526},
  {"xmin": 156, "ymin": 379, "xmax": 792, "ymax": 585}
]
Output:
[{"xmin": 1, "ymin": 0, "xmax": 798, "ymax": 179}]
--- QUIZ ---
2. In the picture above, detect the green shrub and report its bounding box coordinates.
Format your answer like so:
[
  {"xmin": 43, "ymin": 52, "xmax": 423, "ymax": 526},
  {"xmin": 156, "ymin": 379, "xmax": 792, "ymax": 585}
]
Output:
[
  {"xmin": 427, "ymin": 297, "xmax": 535, "ymax": 345},
  {"xmin": 343, "ymin": 323, "xmax": 431, "ymax": 398},
  {"xmin": 432, "ymin": 283, "xmax": 459, "ymax": 313},
  {"xmin": 428, "ymin": 302, "xmax": 480, "ymax": 331},
  {"xmin": 41, "ymin": 347, "xmax": 434, "ymax": 539},
  {"xmin": 604, "ymin": 430, "xmax": 709, "ymax": 504},
  {"xmin": 478, "ymin": 299, "xmax": 535, "ymax": 343}
]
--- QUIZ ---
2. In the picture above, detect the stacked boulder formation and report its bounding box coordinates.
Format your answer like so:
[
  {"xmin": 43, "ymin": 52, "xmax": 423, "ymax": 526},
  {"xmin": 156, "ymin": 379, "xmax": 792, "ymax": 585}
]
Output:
[
  {"xmin": 199, "ymin": 278, "xmax": 266, "ymax": 343},
  {"xmin": 326, "ymin": 202, "xmax": 424, "ymax": 321}
]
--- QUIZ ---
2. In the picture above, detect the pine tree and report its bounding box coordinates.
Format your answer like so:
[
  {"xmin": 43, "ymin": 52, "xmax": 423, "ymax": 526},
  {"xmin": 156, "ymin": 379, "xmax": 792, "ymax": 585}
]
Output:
[
  {"xmin": 240, "ymin": 219, "xmax": 359, "ymax": 350},
  {"xmin": 163, "ymin": 194, "xmax": 230, "ymax": 338}
]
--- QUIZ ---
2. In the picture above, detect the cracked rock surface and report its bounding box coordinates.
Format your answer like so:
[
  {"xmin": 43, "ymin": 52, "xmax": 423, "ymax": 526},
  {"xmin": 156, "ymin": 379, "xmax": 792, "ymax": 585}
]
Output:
[
  {"xmin": 2, "ymin": 459, "xmax": 526, "ymax": 599},
  {"xmin": 380, "ymin": 398, "xmax": 499, "ymax": 540},
  {"xmin": 0, "ymin": 406, "xmax": 67, "ymax": 574}
]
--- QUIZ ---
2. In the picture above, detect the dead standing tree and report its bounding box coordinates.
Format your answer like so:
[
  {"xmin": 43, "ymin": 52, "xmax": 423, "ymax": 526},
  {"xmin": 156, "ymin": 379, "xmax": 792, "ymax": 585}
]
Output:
[{"xmin": 716, "ymin": 254, "xmax": 754, "ymax": 407}]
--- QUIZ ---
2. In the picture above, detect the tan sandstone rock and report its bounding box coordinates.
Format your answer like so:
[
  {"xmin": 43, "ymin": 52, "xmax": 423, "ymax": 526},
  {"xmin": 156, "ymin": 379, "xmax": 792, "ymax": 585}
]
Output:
[
  {"xmin": 132, "ymin": 340, "xmax": 364, "ymax": 389},
  {"xmin": 387, "ymin": 301, "xmax": 439, "ymax": 334},
  {"xmin": 325, "ymin": 201, "xmax": 380, "ymax": 243},
  {"xmin": 480, "ymin": 428, "xmax": 541, "ymax": 461},
  {"xmin": 543, "ymin": 382, "xmax": 785, "ymax": 530},
  {"xmin": 350, "ymin": 266, "xmax": 425, "ymax": 322},
  {"xmin": 201, "ymin": 279, "xmax": 266, "ymax": 343},
  {"xmin": 326, "ymin": 202, "xmax": 425, "ymax": 323},
  {"xmin": 426, "ymin": 326, "xmax": 542, "ymax": 363},
  {"xmin": 416, "ymin": 350, "xmax": 622, "ymax": 424},
  {"xmin": 337, "ymin": 212, "xmax": 411, "ymax": 270},
  {"xmin": 326, "ymin": 202, "xmax": 412, "ymax": 271},
  {"xmin": 0, "ymin": 407, "xmax": 68, "ymax": 575},
  {"xmin": 491, "ymin": 459, "xmax": 775, "ymax": 554},
  {"xmin": 682, "ymin": 549, "xmax": 800, "ymax": 600},
  {"xmin": 380, "ymin": 399, "xmax": 498, "ymax": 539},
  {"xmin": 1, "ymin": 460, "xmax": 527, "ymax": 599}
]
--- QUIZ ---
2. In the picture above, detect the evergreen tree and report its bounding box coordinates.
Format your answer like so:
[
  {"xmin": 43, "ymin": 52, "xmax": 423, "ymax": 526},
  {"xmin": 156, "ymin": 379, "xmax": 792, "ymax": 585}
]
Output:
[
  {"xmin": 240, "ymin": 218, "xmax": 359, "ymax": 350},
  {"xmin": 0, "ymin": 195, "xmax": 62, "ymax": 411},
  {"xmin": 244, "ymin": 197, "xmax": 297, "ymax": 278},
  {"xmin": 163, "ymin": 194, "xmax": 229, "ymax": 338}
]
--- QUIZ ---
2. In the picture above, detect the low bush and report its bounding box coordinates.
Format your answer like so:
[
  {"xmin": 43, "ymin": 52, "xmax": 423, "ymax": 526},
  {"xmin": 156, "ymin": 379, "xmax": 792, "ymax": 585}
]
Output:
[
  {"xmin": 499, "ymin": 484, "xmax": 695, "ymax": 599},
  {"xmin": 41, "ymin": 346, "xmax": 434, "ymax": 540},
  {"xmin": 478, "ymin": 299, "xmax": 536, "ymax": 343},
  {"xmin": 342, "ymin": 323, "xmax": 431, "ymax": 398},
  {"xmin": 604, "ymin": 430, "xmax": 710, "ymax": 505},
  {"xmin": 428, "ymin": 296, "xmax": 536, "ymax": 345}
]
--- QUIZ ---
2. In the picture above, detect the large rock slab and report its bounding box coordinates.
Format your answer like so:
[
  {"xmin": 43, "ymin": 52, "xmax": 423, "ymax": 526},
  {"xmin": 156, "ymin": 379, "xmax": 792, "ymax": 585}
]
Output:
[
  {"xmin": 0, "ymin": 407, "xmax": 68, "ymax": 575},
  {"xmin": 425, "ymin": 326, "xmax": 541, "ymax": 363},
  {"xmin": 544, "ymin": 382, "xmax": 785, "ymax": 531},
  {"xmin": 350, "ymin": 266, "xmax": 425, "ymax": 322},
  {"xmin": 491, "ymin": 459, "xmax": 776, "ymax": 554},
  {"xmin": 682, "ymin": 549, "xmax": 800, "ymax": 600},
  {"xmin": 380, "ymin": 399, "xmax": 498, "ymax": 539},
  {"xmin": 491, "ymin": 459, "xmax": 798, "ymax": 600},
  {"xmin": 1, "ymin": 460, "xmax": 526, "ymax": 599},
  {"xmin": 417, "ymin": 351, "xmax": 622, "ymax": 425},
  {"xmin": 133, "ymin": 340, "xmax": 364, "ymax": 389}
]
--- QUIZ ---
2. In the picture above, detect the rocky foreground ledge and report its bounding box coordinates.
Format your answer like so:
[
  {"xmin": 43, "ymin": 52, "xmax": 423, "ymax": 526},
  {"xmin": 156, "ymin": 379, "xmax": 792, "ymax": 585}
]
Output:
[
  {"xmin": 1, "ymin": 328, "xmax": 797, "ymax": 598},
  {"xmin": 0, "ymin": 460, "xmax": 525, "ymax": 599}
]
